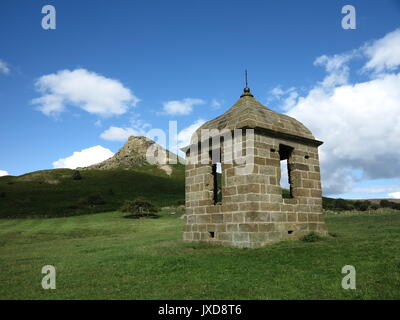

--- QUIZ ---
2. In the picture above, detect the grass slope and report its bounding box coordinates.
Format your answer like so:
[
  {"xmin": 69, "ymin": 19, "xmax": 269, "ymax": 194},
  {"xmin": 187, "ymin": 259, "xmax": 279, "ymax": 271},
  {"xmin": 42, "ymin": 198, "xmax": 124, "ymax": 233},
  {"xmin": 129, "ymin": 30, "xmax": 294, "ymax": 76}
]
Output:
[
  {"xmin": 0, "ymin": 210, "xmax": 399, "ymax": 299},
  {"xmin": 0, "ymin": 165, "xmax": 185, "ymax": 218}
]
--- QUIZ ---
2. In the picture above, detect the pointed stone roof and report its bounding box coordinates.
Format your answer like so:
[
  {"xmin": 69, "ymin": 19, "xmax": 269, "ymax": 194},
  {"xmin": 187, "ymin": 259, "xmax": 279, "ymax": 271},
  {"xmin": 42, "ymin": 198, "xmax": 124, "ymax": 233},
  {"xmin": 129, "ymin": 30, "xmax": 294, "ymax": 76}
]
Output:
[{"xmin": 192, "ymin": 88, "xmax": 317, "ymax": 144}]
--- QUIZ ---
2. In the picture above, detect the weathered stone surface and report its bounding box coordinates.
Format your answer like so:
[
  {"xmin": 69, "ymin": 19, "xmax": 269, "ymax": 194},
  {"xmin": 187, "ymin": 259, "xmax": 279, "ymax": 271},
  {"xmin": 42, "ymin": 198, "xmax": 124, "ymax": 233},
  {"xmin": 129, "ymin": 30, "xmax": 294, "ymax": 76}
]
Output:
[{"xmin": 182, "ymin": 88, "xmax": 327, "ymax": 248}]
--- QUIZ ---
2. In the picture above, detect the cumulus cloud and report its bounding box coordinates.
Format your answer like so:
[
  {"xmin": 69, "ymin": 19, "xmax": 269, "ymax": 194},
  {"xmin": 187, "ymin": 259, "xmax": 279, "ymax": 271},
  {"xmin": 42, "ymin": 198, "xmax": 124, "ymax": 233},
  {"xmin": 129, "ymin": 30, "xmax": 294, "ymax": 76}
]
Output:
[
  {"xmin": 288, "ymin": 70, "xmax": 400, "ymax": 194},
  {"xmin": 32, "ymin": 69, "xmax": 139, "ymax": 117},
  {"xmin": 363, "ymin": 29, "xmax": 400, "ymax": 73},
  {"xmin": 313, "ymin": 52, "xmax": 355, "ymax": 87},
  {"xmin": 0, "ymin": 59, "xmax": 10, "ymax": 74},
  {"xmin": 275, "ymin": 29, "xmax": 400, "ymax": 195},
  {"xmin": 389, "ymin": 192, "xmax": 400, "ymax": 199},
  {"xmin": 211, "ymin": 99, "xmax": 222, "ymax": 109},
  {"xmin": 52, "ymin": 145, "xmax": 114, "ymax": 169},
  {"xmin": 100, "ymin": 126, "xmax": 141, "ymax": 141},
  {"xmin": 162, "ymin": 98, "xmax": 204, "ymax": 115},
  {"xmin": 269, "ymin": 86, "xmax": 299, "ymax": 110},
  {"xmin": 177, "ymin": 119, "xmax": 206, "ymax": 149},
  {"xmin": 100, "ymin": 113, "xmax": 152, "ymax": 141},
  {"xmin": 0, "ymin": 170, "xmax": 9, "ymax": 177},
  {"xmin": 354, "ymin": 185, "xmax": 400, "ymax": 194}
]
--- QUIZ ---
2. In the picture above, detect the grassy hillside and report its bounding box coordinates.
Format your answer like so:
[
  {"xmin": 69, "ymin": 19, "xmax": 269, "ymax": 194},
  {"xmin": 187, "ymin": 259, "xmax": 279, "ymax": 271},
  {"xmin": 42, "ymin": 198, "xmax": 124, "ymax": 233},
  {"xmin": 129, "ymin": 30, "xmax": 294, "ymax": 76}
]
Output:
[
  {"xmin": 0, "ymin": 210, "xmax": 399, "ymax": 299},
  {"xmin": 1, "ymin": 163, "xmax": 399, "ymax": 219},
  {"xmin": 0, "ymin": 165, "xmax": 185, "ymax": 218}
]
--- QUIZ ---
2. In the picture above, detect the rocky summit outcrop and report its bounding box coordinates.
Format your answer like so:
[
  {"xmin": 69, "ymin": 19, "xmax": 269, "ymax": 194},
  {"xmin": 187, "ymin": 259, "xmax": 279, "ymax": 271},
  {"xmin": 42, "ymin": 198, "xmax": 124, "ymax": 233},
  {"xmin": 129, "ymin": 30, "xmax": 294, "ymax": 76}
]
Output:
[{"xmin": 81, "ymin": 136, "xmax": 183, "ymax": 175}]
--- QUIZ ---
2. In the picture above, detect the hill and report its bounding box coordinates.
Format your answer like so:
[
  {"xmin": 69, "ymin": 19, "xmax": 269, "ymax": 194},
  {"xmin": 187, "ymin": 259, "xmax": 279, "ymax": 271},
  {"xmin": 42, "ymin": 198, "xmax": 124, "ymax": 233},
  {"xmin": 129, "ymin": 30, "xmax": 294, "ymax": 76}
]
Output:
[
  {"xmin": 0, "ymin": 136, "xmax": 185, "ymax": 218},
  {"xmin": 81, "ymin": 136, "xmax": 184, "ymax": 175}
]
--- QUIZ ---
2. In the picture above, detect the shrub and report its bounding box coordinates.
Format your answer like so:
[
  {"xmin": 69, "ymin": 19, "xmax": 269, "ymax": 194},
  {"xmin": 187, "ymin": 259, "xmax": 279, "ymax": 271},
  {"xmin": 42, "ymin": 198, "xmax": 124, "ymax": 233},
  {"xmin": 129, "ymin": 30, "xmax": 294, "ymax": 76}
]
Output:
[
  {"xmin": 119, "ymin": 197, "xmax": 158, "ymax": 214},
  {"xmin": 333, "ymin": 198, "xmax": 352, "ymax": 211},
  {"xmin": 379, "ymin": 199, "xmax": 400, "ymax": 210},
  {"xmin": 72, "ymin": 170, "xmax": 82, "ymax": 180},
  {"xmin": 300, "ymin": 232, "xmax": 323, "ymax": 242},
  {"xmin": 370, "ymin": 203, "xmax": 379, "ymax": 210},
  {"xmin": 380, "ymin": 199, "xmax": 391, "ymax": 208},
  {"xmin": 79, "ymin": 194, "xmax": 106, "ymax": 206},
  {"xmin": 354, "ymin": 200, "xmax": 370, "ymax": 211},
  {"xmin": 392, "ymin": 203, "xmax": 400, "ymax": 210},
  {"xmin": 175, "ymin": 199, "xmax": 185, "ymax": 206}
]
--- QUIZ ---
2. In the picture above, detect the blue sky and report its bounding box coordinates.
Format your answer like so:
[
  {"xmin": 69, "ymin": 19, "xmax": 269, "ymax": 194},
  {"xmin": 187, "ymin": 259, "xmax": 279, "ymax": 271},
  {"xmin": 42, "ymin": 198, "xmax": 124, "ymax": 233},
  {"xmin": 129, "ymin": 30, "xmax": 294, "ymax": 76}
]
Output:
[{"xmin": 1, "ymin": 0, "xmax": 400, "ymax": 199}]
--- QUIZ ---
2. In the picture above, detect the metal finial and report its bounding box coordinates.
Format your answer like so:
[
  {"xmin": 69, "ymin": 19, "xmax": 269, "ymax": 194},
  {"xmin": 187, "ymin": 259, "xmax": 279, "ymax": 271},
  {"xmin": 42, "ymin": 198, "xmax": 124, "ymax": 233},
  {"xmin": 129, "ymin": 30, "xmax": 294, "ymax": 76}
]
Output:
[{"xmin": 241, "ymin": 69, "xmax": 253, "ymax": 97}]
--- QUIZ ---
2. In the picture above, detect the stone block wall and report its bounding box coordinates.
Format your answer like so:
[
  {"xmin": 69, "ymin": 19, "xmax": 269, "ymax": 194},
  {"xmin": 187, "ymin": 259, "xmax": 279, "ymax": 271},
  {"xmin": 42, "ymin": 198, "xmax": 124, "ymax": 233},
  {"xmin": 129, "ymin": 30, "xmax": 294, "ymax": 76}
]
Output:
[{"xmin": 183, "ymin": 131, "xmax": 327, "ymax": 248}]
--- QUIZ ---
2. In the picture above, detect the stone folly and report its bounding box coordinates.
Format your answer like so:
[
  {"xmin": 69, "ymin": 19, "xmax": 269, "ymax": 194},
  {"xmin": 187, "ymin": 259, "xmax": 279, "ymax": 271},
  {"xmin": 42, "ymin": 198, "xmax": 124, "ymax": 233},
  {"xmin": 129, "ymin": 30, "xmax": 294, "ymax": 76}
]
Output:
[{"xmin": 181, "ymin": 86, "xmax": 328, "ymax": 248}]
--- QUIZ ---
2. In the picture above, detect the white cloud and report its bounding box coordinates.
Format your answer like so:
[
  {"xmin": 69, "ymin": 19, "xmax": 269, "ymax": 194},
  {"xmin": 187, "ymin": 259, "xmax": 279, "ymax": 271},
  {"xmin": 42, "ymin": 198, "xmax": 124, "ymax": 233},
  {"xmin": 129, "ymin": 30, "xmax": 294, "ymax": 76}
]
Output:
[
  {"xmin": 52, "ymin": 145, "xmax": 114, "ymax": 169},
  {"xmin": 32, "ymin": 69, "xmax": 139, "ymax": 117},
  {"xmin": 282, "ymin": 29, "xmax": 400, "ymax": 195},
  {"xmin": 314, "ymin": 53, "xmax": 354, "ymax": 87},
  {"xmin": 269, "ymin": 86, "xmax": 299, "ymax": 110},
  {"xmin": 0, "ymin": 170, "xmax": 9, "ymax": 177},
  {"xmin": 353, "ymin": 185, "xmax": 400, "ymax": 194},
  {"xmin": 389, "ymin": 192, "xmax": 400, "ymax": 199},
  {"xmin": 211, "ymin": 99, "xmax": 222, "ymax": 109},
  {"xmin": 100, "ymin": 113, "xmax": 151, "ymax": 141},
  {"xmin": 0, "ymin": 59, "xmax": 10, "ymax": 74},
  {"xmin": 177, "ymin": 119, "xmax": 206, "ymax": 150},
  {"xmin": 288, "ymin": 73, "xmax": 400, "ymax": 194},
  {"xmin": 363, "ymin": 29, "xmax": 400, "ymax": 73},
  {"xmin": 280, "ymin": 160, "xmax": 289, "ymax": 189},
  {"xmin": 162, "ymin": 98, "xmax": 204, "ymax": 115},
  {"xmin": 271, "ymin": 86, "xmax": 285, "ymax": 98},
  {"xmin": 129, "ymin": 113, "xmax": 151, "ymax": 133},
  {"xmin": 282, "ymin": 90, "xmax": 299, "ymax": 111},
  {"xmin": 100, "ymin": 126, "xmax": 141, "ymax": 141}
]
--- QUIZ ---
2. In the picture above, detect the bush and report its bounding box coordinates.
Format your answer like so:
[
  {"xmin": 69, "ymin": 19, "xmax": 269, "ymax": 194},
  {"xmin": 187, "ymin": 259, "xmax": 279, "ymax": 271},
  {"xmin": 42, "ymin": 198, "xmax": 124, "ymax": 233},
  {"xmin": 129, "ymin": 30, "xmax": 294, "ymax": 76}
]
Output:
[
  {"xmin": 333, "ymin": 198, "xmax": 352, "ymax": 211},
  {"xmin": 380, "ymin": 199, "xmax": 391, "ymax": 208},
  {"xmin": 79, "ymin": 194, "xmax": 106, "ymax": 206},
  {"xmin": 72, "ymin": 170, "xmax": 82, "ymax": 180},
  {"xmin": 354, "ymin": 200, "xmax": 370, "ymax": 211},
  {"xmin": 300, "ymin": 232, "xmax": 323, "ymax": 242},
  {"xmin": 175, "ymin": 199, "xmax": 185, "ymax": 206},
  {"xmin": 379, "ymin": 199, "xmax": 400, "ymax": 210},
  {"xmin": 370, "ymin": 203, "xmax": 379, "ymax": 210},
  {"xmin": 119, "ymin": 197, "xmax": 158, "ymax": 214}
]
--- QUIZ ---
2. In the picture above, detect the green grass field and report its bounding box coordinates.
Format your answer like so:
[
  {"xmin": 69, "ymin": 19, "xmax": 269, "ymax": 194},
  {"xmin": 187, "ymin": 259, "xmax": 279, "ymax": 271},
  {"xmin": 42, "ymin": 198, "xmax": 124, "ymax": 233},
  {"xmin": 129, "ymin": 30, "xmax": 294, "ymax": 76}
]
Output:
[{"xmin": 0, "ymin": 210, "xmax": 399, "ymax": 300}]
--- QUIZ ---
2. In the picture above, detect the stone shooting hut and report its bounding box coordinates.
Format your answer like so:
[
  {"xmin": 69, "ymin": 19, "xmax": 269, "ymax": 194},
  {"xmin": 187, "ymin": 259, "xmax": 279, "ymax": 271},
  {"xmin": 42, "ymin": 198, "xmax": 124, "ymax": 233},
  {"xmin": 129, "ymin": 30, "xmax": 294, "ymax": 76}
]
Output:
[{"xmin": 182, "ymin": 85, "xmax": 327, "ymax": 248}]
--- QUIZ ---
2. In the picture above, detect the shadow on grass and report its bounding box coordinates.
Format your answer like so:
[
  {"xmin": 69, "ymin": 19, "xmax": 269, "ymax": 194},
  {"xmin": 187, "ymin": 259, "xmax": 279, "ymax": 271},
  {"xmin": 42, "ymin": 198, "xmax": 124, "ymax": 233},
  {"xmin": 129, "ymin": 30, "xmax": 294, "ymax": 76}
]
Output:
[{"xmin": 123, "ymin": 213, "xmax": 161, "ymax": 219}]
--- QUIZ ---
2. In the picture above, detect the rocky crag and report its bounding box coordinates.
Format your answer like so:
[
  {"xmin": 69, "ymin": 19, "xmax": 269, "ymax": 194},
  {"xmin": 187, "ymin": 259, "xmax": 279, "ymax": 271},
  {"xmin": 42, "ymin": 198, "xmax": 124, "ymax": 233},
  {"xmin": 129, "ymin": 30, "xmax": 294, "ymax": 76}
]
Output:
[{"xmin": 81, "ymin": 136, "xmax": 184, "ymax": 175}]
